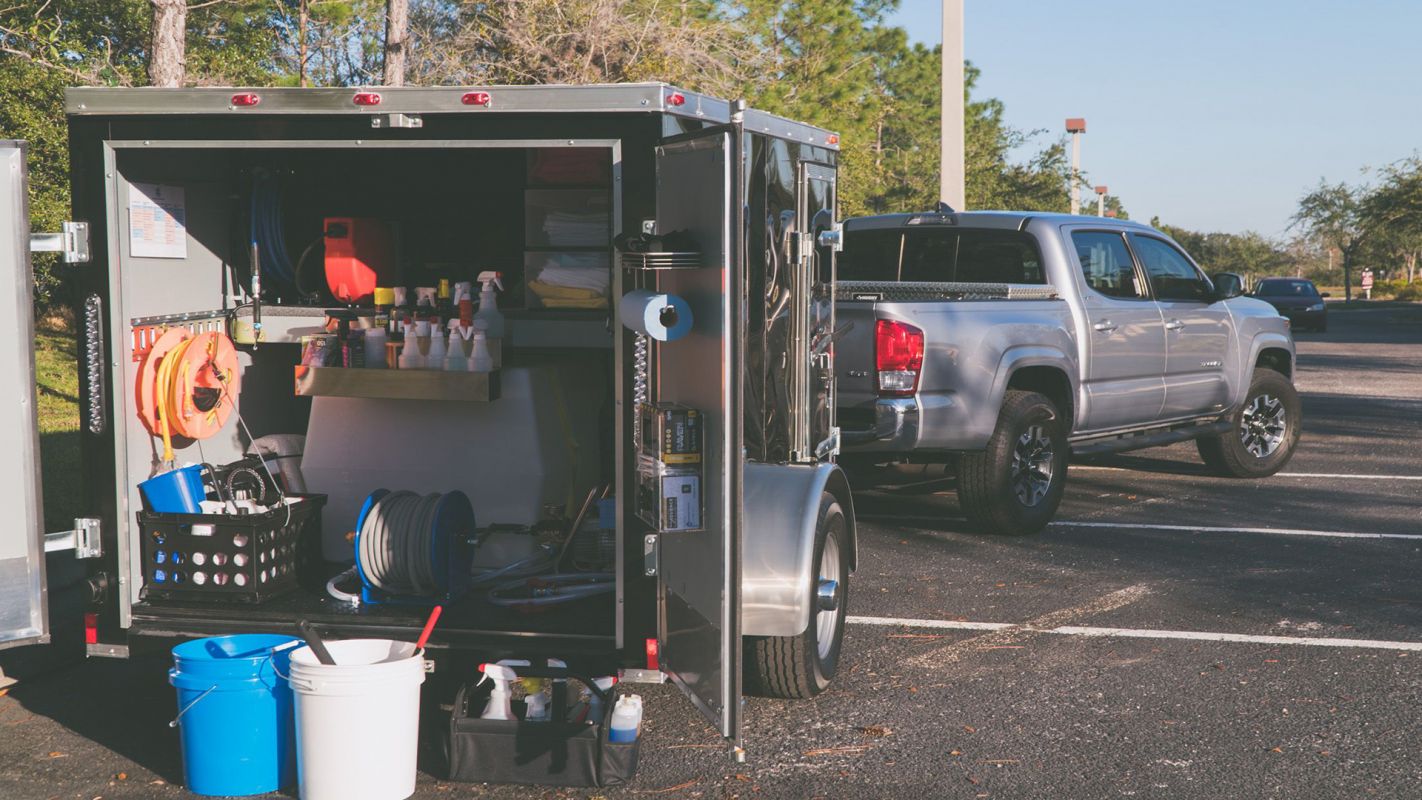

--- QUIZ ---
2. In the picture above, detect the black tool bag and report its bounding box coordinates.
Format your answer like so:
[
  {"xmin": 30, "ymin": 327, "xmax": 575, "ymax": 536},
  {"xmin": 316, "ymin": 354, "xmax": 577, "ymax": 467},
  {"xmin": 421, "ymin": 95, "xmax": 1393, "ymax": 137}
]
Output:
[{"xmin": 444, "ymin": 665, "xmax": 640, "ymax": 788}]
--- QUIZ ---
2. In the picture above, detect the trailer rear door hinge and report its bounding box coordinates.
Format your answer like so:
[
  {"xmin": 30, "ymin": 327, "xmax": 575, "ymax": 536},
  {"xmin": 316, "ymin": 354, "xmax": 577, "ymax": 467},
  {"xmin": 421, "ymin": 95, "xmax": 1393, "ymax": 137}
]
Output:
[
  {"xmin": 45, "ymin": 517, "xmax": 103, "ymax": 559},
  {"xmin": 643, "ymin": 534, "xmax": 659, "ymax": 577},
  {"xmin": 30, "ymin": 221, "xmax": 90, "ymax": 264}
]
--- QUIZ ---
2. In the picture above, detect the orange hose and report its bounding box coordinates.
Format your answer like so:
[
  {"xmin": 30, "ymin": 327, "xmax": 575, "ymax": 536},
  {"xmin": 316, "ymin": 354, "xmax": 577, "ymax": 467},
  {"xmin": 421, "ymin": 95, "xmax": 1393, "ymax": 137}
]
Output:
[{"xmin": 138, "ymin": 329, "xmax": 241, "ymax": 463}]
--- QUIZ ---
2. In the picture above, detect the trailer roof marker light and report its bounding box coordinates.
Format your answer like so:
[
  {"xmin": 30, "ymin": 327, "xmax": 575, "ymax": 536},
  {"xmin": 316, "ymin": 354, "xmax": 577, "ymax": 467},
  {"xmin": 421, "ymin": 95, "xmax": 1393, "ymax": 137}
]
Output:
[
  {"xmin": 352, "ymin": 92, "xmax": 382, "ymax": 107},
  {"xmin": 461, "ymin": 91, "xmax": 492, "ymax": 107},
  {"xmin": 666, "ymin": 91, "xmax": 686, "ymax": 107},
  {"xmin": 230, "ymin": 93, "xmax": 261, "ymax": 108},
  {"xmin": 826, "ymin": 134, "xmax": 840, "ymax": 145}
]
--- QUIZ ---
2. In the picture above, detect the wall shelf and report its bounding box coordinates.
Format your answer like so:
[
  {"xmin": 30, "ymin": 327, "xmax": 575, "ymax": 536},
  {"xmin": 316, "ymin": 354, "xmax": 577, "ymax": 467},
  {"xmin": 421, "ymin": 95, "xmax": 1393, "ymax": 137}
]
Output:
[{"xmin": 294, "ymin": 366, "xmax": 500, "ymax": 402}]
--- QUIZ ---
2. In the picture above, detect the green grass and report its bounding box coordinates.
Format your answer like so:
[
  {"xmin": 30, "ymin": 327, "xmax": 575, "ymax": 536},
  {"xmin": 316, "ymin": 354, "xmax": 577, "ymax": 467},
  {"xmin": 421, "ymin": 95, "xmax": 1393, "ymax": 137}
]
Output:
[{"xmin": 35, "ymin": 323, "xmax": 82, "ymax": 531}]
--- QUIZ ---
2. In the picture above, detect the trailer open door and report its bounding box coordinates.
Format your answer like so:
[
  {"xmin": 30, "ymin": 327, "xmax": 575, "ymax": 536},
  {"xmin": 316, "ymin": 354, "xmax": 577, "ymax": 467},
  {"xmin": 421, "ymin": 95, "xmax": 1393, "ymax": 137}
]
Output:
[
  {"xmin": 0, "ymin": 141, "xmax": 50, "ymax": 650},
  {"xmin": 650, "ymin": 127, "xmax": 743, "ymax": 748}
]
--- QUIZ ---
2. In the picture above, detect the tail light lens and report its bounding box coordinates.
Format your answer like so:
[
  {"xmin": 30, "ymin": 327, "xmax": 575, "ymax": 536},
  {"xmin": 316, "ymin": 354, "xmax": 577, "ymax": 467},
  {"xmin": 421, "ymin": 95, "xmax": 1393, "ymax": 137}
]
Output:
[
  {"xmin": 875, "ymin": 319, "xmax": 924, "ymax": 397},
  {"xmin": 352, "ymin": 92, "xmax": 382, "ymax": 106}
]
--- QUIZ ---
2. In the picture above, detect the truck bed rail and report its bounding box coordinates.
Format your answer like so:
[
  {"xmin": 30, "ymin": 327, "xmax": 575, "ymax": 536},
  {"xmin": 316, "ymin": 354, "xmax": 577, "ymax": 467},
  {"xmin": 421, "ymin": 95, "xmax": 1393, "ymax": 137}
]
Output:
[{"xmin": 835, "ymin": 281, "xmax": 1060, "ymax": 302}]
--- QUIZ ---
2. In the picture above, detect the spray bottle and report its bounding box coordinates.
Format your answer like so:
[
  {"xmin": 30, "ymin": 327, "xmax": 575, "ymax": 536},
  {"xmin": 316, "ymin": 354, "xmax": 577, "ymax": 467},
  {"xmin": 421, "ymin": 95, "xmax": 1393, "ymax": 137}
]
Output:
[
  {"xmin": 444, "ymin": 328, "xmax": 468, "ymax": 371},
  {"xmin": 474, "ymin": 271, "xmax": 504, "ymax": 368},
  {"xmin": 477, "ymin": 660, "xmax": 529, "ymax": 721},
  {"xmin": 398, "ymin": 320, "xmax": 423, "ymax": 370},
  {"xmin": 468, "ymin": 319, "xmax": 495, "ymax": 373},
  {"xmin": 426, "ymin": 321, "xmax": 447, "ymax": 368},
  {"xmin": 586, "ymin": 676, "xmax": 618, "ymax": 723}
]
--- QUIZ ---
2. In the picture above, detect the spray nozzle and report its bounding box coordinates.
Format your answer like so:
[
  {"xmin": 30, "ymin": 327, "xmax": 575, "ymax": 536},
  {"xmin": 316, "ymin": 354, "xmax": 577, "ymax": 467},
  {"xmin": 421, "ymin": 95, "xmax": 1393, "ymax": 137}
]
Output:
[{"xmin": 477, "ymin": 270, "xmax": 504, "ymax": 293}]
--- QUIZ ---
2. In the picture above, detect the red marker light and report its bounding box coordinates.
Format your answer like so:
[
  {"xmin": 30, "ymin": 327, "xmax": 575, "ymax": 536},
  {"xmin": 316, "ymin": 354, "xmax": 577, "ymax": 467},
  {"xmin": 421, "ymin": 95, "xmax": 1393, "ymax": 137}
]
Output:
[
  {"xmin": 84, "ymin": 612, "xmax": 98, "ymax": 645},
  {"xmin": 645, "ymin": 637, "xmax": 660, "ymax": 670},
  {"xmin": 352, "ymin": 92, "xmax": 382, "ymax": 106},
  {"xmin": 461, "ymin": 91, "xmax": 492, "ymax": 107},
  {"xmin": 666, "ymin": 92, "xmax": 686, "ymax": 107},
  {"xmin": 230, "ymin": 93, "xmax": 261, "ymax": 107},
  {"xmin": 826, "ymin": 134, "xmax": 840, "ymax": 145}
]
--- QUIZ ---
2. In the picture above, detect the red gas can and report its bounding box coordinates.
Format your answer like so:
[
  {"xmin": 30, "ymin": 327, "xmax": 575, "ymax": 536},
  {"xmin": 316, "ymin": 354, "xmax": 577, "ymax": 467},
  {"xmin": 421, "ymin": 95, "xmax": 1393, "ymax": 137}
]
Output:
[{"xmin": 323, "ymin": 217, "xmax": 394, "ymax": 304}]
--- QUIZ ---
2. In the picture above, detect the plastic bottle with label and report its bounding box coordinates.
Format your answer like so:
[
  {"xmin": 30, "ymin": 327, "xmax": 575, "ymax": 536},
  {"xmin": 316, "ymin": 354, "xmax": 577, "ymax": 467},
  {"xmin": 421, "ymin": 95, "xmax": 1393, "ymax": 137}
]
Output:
[{"xmin": 608, "ymin": 695, "xmax": 642, "ymax": 743}]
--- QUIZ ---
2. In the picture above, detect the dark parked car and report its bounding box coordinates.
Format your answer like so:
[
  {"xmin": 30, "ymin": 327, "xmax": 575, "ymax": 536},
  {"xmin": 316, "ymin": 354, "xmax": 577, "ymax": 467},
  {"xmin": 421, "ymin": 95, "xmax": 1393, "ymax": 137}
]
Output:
[{"xmin": 1252, "ymin": 278, "xmax": 1329, "ymax": 332}]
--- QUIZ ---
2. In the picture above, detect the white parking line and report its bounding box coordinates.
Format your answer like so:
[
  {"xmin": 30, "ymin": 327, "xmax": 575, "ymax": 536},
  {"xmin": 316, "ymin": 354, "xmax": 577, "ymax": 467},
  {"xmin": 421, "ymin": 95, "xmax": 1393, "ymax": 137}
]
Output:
[
  {"xmin": 1049, "ymin": 521, "xmax": 1422, "ymax": 541},
  {"xmin": 1070, "ymin": 465, "xmax": 1422, "ymax": 481},
  {"xmin": 848, "ymin": 616, "xmax": 1422, "ymax": 652}
]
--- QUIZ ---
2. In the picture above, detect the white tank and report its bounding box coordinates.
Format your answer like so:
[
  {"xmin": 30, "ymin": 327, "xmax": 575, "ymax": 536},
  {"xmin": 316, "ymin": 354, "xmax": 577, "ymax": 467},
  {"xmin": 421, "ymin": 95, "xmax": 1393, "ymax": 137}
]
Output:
[{"xmin": 302, "ymin": 359, "xmax": 606, "ymax": 561}]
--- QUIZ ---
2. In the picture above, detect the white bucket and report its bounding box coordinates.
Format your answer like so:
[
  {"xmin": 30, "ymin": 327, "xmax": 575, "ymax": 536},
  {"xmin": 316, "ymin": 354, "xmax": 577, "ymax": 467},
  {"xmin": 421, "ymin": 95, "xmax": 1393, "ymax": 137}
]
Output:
[{"xmin": 287, "ymin": 639, "xmax": 426, "ymax": 800}]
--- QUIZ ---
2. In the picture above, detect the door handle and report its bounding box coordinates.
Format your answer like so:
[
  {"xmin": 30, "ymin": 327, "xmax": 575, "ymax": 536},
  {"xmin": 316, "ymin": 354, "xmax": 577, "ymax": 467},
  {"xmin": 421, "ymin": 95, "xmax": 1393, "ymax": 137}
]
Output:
[
  {"xmin": 1165, "ymin": 319, "xmax": 1186, "ymax": 331},
  {"xmin": 1092, "ymin": 320, "xmax": 1119, "ymax": 333}
]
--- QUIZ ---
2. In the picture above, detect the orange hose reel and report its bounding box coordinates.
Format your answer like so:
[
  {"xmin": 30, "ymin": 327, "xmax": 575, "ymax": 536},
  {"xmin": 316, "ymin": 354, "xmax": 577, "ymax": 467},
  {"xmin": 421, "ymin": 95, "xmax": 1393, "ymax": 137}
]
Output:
[{"xmin": 136, "ymin": 328, "xmax": 241, "ymax": 461}]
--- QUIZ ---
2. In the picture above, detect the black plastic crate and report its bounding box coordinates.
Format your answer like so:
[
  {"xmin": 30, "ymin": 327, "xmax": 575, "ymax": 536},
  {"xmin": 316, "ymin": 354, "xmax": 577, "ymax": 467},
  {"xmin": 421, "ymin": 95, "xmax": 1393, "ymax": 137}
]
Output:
[{"xmin": 138, "ymin": 494, "xmax": 326, "ymax": 603}]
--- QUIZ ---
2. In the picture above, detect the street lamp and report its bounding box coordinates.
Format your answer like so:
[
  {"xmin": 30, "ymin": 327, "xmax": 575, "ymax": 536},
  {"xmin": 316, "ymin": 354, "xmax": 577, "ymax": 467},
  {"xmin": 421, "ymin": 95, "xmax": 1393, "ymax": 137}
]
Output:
[
  {"xmin": 1095, "ymin": 185, "xmax": 1108, "ymax": 217},
  {"xmin": 940, "ymin": 0, "xmax": 965, "ymax": 211},
  {"xmin": 1066, "ymin": 117, "xmax": 1086, "ymax": 215}
]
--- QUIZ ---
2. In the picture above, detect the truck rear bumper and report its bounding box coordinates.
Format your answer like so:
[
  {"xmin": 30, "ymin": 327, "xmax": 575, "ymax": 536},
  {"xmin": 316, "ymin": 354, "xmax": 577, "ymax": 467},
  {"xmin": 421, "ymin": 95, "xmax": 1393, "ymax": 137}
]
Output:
[{"xmin": 841, "ymin": 397, "xmax": 921, "ymax": 451}]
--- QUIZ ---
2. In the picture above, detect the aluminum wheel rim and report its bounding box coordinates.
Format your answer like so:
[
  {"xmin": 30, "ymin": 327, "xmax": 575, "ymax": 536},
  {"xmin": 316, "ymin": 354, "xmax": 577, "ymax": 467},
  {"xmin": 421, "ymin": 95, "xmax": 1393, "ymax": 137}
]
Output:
[
  {"xmin": 815, "ymin": 529, "xmax": 842, "ymax": 662},
  {"xmin": 1240, "ymin": 393, "xmax": 1287, "ymax": 458},
  {"xmin": 1011, "ymin": 424, "xmax": 1055, "ymax": 507}
]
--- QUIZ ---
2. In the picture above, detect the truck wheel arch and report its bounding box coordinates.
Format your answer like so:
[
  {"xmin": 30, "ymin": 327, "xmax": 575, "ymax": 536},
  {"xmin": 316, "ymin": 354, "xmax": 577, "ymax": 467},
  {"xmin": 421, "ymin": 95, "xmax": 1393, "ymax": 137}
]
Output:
[{"xmin": 989, "ymin": 348, "xmax": 1077, "ymax": 430}]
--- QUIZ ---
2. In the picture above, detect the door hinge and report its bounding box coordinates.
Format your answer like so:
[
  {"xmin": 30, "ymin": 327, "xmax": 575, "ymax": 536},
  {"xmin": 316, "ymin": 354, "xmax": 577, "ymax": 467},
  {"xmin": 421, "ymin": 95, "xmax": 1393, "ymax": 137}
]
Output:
[
  {"xmin": 643, "ymin": 534, "xmax": 659, "ymax": 577},
  {"xmin": 45, "ymin": 517, "xmax": 103, "ymax": 559},
  {"xmin": 370, "ymin": 113, "xmax": 423, "ymax": 129},
  {"xmin": 29, "ymin": 221, "xmax": 90, "ymax": 264}
]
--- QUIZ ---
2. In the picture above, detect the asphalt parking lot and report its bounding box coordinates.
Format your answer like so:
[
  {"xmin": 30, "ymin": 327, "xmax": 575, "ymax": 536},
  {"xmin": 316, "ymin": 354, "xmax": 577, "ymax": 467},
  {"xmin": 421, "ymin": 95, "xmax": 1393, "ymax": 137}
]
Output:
[{"xmin": 3, "ymin": 303, "xmax": 1419, "ymax": 799}]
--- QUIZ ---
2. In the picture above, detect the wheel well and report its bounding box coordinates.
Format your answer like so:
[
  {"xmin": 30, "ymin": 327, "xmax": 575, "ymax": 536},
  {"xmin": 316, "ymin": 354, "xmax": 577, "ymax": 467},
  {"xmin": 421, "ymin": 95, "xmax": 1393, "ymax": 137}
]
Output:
[
  {"xmin": 1256, "ymin": 347, "xmax": 1292, "ymax": 378},
  {"xmin": 1007, "ymin": 366, "xmax": 1074, "ymax": 427}
]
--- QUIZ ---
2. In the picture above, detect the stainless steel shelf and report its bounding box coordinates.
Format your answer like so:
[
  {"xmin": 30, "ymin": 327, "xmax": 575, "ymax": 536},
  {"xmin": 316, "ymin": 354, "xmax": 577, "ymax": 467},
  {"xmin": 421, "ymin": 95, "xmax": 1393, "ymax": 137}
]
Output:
[
  {"xmin": 293, "ymin": 366, "xmax": 499, "ymax": 402},
  {"xmin": 619, "ymin": 251, "xmax": 702, "ymax": 270}
]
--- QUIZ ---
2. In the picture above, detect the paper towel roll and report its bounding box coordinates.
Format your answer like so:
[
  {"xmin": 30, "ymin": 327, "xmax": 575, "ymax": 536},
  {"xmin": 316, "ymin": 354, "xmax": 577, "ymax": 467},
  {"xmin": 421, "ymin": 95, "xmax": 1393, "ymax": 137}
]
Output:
[{"xmin": 619, "ymin": 289, "xmax": 694, "ymax": 342}]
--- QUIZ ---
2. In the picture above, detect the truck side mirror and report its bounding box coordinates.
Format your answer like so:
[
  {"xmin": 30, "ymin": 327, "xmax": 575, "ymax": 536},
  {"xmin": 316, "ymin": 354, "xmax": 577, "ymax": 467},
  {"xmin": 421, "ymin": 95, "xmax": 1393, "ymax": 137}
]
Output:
[{"xmin": 1211, "ymin": 272, "xmax": 1245, "ymax": 300}]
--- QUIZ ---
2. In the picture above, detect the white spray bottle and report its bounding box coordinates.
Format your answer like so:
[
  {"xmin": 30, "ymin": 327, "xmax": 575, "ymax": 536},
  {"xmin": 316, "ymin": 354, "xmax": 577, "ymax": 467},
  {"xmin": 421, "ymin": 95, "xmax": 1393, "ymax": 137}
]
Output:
[
  {"xmin": 444, "ymin": 327, "xmax": 468, "ymax": 371},
  {"xmin": 474, "ymin": 270, "xmax": 504, "ymax": 369},
  {"xmin": 468, "ymin": 319, "xmax": 495, "ymax": 373},
  {"xmin": 477, "ymin": 660, "xmax": 528, "ymax": 721},
  {"xmin": 397, "ymin": 320, "xmax": 423, "ymax": 370},
  {"xmin": 426, "ymin": 322, "xmax": 447, "ymax": 368}
]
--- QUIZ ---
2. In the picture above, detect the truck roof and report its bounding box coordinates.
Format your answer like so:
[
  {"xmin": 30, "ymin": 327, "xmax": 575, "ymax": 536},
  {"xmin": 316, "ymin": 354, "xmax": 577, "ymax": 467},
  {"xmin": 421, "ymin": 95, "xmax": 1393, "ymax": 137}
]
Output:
[
  {"xmin": 64, "ymin": 82, "xmax": 839, "ymax": 151},
  {"xmin": 844, "ymin": 210, "xmax": 1153, "ymax": 232}
]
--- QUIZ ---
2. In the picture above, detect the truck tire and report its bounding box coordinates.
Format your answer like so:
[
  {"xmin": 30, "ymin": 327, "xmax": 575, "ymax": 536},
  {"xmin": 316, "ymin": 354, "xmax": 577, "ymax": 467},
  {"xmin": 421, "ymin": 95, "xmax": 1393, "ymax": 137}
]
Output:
[
  {"xmin": 744, "ymin": 493, "xmax": 848, "ymax": 699},
  {"xmin": 957, "ymin": 390, "xmax": 1067, "ymax": 536},
  {"xmin": 1197, "ymin": 368, "xmax": 1301, "ymax": 478}
]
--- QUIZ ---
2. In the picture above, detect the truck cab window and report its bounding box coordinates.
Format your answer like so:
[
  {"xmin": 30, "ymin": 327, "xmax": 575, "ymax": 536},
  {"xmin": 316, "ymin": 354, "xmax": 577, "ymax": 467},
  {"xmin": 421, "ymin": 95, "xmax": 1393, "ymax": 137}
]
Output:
[
  {"xmin": 1072, "ymin": 231, "xmax": 1144, "ymax": 299},
  {"xmin": 838, "ymin": 228, "xmax": 903, "ymax": 281},
  {"xmin": 1130, "ymin": 234, "xmax": 1212, "ymax": 302},
  {"xmin": 955, "ymin": 231, "xmax": 1046, "ymax": 284},
  {"xmin": 900, "ymin": 230, "xmax": 957, "ymax": 281}
]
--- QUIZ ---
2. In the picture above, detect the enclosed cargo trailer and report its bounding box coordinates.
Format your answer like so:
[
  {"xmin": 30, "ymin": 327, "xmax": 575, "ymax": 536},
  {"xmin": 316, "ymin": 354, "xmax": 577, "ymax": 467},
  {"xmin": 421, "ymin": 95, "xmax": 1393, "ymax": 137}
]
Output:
[{"xmin": 1, "ymin": 83, "xmax": 854, "ymax": 752}]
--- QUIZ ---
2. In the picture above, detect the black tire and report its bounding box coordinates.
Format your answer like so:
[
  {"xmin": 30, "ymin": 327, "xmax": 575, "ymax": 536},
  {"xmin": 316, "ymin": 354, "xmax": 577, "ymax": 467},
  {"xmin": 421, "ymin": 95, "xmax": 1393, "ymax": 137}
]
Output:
[
  {"xmin": 744, "ymin": 493, "xmax": 848, "ymax": 699},
  {"xmin": 1197, "ymin": 368, "xmax": 1301, "ymax": 478},
  {"xmin": 957, "ymin": 390, "xmax": 1068, "ymax": 536}
]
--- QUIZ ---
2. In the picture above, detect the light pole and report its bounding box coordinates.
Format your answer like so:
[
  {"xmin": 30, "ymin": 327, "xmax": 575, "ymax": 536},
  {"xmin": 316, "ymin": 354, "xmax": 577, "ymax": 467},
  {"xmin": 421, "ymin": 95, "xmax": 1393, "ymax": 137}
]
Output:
[
  {"xmin": 1095, "ymin": 185, "xmax": 1108, "ymax": 217},
  {"xmin": 1066, "ymin": 118, "xmax": 1086, "ymax": 215},
  {"xmin": 941, "ymin": 0, "xmax": 966, "ymax": 210}
]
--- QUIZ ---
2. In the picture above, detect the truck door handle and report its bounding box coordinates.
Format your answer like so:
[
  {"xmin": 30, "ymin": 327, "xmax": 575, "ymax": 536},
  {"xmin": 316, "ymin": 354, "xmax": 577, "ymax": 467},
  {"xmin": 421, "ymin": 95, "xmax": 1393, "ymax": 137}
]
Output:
[
  {"xmin": 1092, "ymin": 320, "xmax": 1119, "ymax": 333},
  {"xmin": 1164, "ymin": 319, "xmax": 1186, "ymax": 331}
]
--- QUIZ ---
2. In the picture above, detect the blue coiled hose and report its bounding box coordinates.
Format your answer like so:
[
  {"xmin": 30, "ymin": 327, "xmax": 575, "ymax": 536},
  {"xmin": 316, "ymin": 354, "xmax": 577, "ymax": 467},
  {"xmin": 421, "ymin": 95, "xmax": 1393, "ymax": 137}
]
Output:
[{"xmin": 250, "ymin": 169, "xmax": 295, "ymax": 289}]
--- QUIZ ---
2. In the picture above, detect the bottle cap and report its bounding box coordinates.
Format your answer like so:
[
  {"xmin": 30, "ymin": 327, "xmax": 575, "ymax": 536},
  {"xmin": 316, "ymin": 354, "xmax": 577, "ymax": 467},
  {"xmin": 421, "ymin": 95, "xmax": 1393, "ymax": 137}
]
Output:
[{"xmin": 373, "ymin": 287, "xmax": 395, "ymax": 306}]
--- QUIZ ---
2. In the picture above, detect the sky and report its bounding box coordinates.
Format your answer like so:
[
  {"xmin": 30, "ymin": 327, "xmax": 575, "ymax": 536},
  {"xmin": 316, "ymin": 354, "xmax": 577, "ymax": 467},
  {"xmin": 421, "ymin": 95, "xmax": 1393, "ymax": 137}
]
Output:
[{"xmin": 883, "ymin": 1, "xmax": 1422, "ymax": 236}]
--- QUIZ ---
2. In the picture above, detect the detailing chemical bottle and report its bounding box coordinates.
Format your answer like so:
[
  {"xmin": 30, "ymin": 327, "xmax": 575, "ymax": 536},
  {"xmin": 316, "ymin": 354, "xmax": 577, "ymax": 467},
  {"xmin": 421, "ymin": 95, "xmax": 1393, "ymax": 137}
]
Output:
[
  {"xmin": 398, "ymin": 322, "xmax": 423, "ymax": 369},
  {"xmin": 469, "ymin": 321, "xmax": 495, "ymax": 373},
  {"xmin": 363, "ymin": 327, "xmax": 388, "ymax": 369},
  {"xmin": 391, "ymin": 287, "xmax": 410, "ymax": 334},
  {"xmin": 373, "ymin": 287, "xmax": 394, "ymax": 331},
  {"xmin": 474, "ymin": 270, "xmax": 504, "ymax": 367},
  {"xmin": 426, "ymin": 322, "xmax": 447, "ymax": 368},
  {"xmin": 477, "ymin": 662, "xmax": 520, "ymax": 721},
  {"xmin": 586, "ymin": 676, "xmax": 618, "ymax": 723},
  {"xmin": 608, "ymin": 694, "xmax": 643, "ymax": 743},
  {"xmin": 522, "ymin": 678, "xmax": 551, "ymax": 722},
  {"xmin": 443, "ymin": 329, "xmax": 468, "ymax": 371}
]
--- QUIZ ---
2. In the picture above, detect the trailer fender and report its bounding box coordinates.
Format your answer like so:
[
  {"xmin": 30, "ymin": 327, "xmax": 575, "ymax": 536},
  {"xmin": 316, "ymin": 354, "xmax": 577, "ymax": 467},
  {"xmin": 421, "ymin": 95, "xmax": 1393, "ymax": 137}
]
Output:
[{"xmin": 741, "ymin": 462, "xmax": 857, "ymax": 638}]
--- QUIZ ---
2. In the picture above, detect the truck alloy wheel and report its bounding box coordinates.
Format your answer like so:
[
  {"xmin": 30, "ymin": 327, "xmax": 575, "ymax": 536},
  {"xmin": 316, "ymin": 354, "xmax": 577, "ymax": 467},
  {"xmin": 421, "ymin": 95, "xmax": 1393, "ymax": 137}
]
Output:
[
  {"xmin": 1197, "ymin": 368, "xmax": 1301, "ymax": 478},
  {"xmin": 744, "ymin": 492, "xmax": 849, "ymax": 699},
  {"xmin": 958, "ymin": 390, "xmax": 1068, "ymax": 536}
]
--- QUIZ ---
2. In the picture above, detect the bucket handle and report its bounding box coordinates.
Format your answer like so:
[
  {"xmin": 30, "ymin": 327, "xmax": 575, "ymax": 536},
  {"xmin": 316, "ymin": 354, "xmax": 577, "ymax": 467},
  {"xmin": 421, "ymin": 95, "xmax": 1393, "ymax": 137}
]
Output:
[{"xmin": 169, "ymin": 684, "xmax": 217, "ymax": 728}]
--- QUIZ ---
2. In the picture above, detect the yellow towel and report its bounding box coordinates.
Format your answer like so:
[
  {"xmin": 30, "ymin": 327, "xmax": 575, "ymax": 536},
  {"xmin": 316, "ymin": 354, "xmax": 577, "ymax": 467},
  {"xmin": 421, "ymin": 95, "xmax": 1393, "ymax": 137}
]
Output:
[{"xmin": 528, "ymin": 280, "xmax": 605, "ymax": 301}]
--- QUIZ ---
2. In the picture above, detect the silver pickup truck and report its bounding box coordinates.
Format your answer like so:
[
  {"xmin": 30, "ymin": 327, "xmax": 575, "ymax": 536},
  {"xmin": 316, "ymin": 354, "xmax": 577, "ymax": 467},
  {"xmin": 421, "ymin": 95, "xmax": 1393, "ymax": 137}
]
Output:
[{"xmin": 835, "ymin": 210, "xmax": 1300, "ymax": 535}]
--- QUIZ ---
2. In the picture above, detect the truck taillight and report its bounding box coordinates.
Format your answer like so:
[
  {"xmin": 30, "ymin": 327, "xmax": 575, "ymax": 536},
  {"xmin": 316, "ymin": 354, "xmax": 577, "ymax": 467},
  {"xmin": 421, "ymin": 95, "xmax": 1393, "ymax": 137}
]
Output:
[{"xmin": 875, "ymin": 319, "xmax": 923, "ymax": 397}]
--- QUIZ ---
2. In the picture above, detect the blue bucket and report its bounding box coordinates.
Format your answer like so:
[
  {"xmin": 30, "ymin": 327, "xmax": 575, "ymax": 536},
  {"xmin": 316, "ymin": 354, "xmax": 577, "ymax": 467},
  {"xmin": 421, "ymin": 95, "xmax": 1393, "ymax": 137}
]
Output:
[
  {"xmin": 169, "ymin": 634, "xmax": 302, "ymax": 796},
  {"xmin": 141, "ymin": 464, "xmax": 207, "ymax": 514}
]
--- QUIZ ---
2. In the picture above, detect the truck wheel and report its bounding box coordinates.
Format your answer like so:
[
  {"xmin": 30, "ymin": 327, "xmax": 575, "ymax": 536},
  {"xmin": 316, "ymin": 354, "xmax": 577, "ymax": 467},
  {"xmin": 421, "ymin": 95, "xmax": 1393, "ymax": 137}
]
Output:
[
  {"xmin": 957, "ymin": 390, "xmax": 1067, "ymax": 536},
  {"xmin": 744, "ymin": 493, "xmax": 848, "ymax": 699},
  {"xmin": 1197, "ymin": 368, "xmax": 1301, "ymax": 478}
]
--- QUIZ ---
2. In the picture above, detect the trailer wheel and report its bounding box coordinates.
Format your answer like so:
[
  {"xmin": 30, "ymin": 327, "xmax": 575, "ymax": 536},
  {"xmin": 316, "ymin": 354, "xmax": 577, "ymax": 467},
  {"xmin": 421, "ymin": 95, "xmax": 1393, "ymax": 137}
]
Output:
[
  {"xmin": 1197, "ymin": 368, "xmax": 1301, "ymax": 478},
  {"xmin": 957, "ymin": 390, "xmax": 1067, "ymax": 536},
  {"xmin": 744, "ymin": 493, "xmax": 848, "ymax": 699}
]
